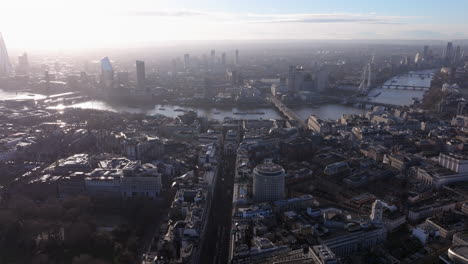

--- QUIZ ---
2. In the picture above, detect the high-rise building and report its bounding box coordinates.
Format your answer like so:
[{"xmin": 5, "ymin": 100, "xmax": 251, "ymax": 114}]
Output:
[
  {"xmin": 315, "ymin": 68, "xmax": 329, "ymax": 92},
  {"xmin": 221, "ymin": 52, "xmax": 226, "ymax": 66},
  {"xmin": 17, "ymin": 52, "xmax": 29, "ymax": 75},
  {"xmin": 423, "ymin": 45, "xmax": 429, "ymax": 59},
  {"xmin": 444, "ymin": 42, "xmax": 454, "ymax": 64},
  {"xmin": 454, "ymin": 45, "xmax": 462, "ymax": 64},
  {"xmin": 136, "ymin": 60, "xmax": 146, "ymax": 91},
  {"xmin": 414, "ymin": 52, "xmax": 422, "ymax": 64},
  {"xmin": 210, "ymin": 49, "xmax": 215, "ymax": 67},
  {"xmin": 117, "ymin": 71, "xmax": 129, "ymax": 87},
  {"xmin": 100, "ymin": 57, "xmax": 114, "ymax": 89},
  {"xmin": 288, "ymin": 66, "xmax": 318, "ymax": 93},
  {"xmin": 183, "ymin": 53, "xmax": 190, "ymax": 70},
  {"xmin": 0, "ymin": 33, "xmax": 12, "ymax": 76},
  {"xmin": 234, "ymin": 49, "xmax": 239, "ymax": 65},
  {"xmin": 253, "ymin": 162, "xmax": 285, "ymax": 202},
  {"xmin": 288, "ymin": 66, "xmax": 296, "ymax": 92}
]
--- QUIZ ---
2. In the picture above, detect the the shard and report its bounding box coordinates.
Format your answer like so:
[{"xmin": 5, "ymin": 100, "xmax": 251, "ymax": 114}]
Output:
[{"xmin": 0, "ymin": 33, "xmax": 12, "ymax": 76}]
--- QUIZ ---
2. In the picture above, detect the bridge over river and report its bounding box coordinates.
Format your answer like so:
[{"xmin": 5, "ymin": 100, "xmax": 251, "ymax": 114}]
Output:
[{"xmin": 267, "ymin": 95, "xmax": 306, "ymax": 128}]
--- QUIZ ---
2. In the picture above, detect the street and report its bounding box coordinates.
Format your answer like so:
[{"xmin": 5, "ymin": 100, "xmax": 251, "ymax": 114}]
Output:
[{"xmin": 198, "ymin": 154, "xmax": 236, "ymax": 264}]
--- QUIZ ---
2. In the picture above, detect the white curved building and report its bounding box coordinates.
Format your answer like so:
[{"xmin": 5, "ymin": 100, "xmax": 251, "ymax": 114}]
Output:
[{"xmin": 449, "ymin": 245, "xmax": 468, "ymax": 264}]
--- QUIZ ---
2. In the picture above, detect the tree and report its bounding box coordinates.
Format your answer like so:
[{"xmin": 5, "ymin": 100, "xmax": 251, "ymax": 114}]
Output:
[
  {"xmin": 90, "ymin": 232, "xmax": 114, "ymax": 260},
  {"xmin": 72, "ymin": 254, "xmax": 110, "ymax": 264}
]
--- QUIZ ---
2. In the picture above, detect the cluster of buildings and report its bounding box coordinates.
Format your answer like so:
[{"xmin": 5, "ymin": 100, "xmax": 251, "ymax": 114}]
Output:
[{"xmin": 3, "ymin": 31, "xmax": 468, "ymax": 263}]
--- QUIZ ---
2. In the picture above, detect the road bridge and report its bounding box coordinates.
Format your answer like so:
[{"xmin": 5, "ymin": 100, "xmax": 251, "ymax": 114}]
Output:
[
  {"xmin": 267, "ymin": 95, "xmax": 306, "ymax": 128},
  {"xmin": 381, "ymin": 84, "xmax": 429, "ymax": 91}
]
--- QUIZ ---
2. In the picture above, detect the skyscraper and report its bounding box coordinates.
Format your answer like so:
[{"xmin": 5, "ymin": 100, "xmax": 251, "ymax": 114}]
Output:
[
  {"xmin": 17, "ymin": 53, "xmax": 29, "ymax": 75},
  {"xmin": 221, "ymin": 52, "xmax": 226, "ymax": 66},
  {"xmin": 210, "ymin": 49, "xmax": 215, "ymax": 68},
  {"xmin": 234, "ymin": 49, "xmax": 239, "ymax": 65},
  {"xmin": 136, "ymin": 60, "xmax": 146, "ymax": 91},
  {"xmin": 287, "ymin": 66, "xmax": 311, "ymax": 93},
  {"xmin": 100, "ymin": 57, "xmax": 114, "ymax": 89},
  {"xmin": 0, "ymin": 33, "xmax": 12, "ymax": 76},
  {"xmin": 423, "ymin": 45, "xmax": 429, "ymax": 59},
  {"xmin": 288, "ymin": 66, "xmax": 295, "ymax": 92},
  {"xmin": 454, "ymin": 45, "xmax": 462, "ymax": 64},
  {"xmin": 183, "ymin": 53, "xmax": 190, "ymax": 70},
  {"xmin": 315, "ymin": 68, "xmax": 329, "ymax": 92},
  {"xmin": 414, "ymin": 52, "xmax": 422, "ymax": 64},
  {"xmin": 444, "ymin": 42, "xmax": 454, "ymax": 64}
]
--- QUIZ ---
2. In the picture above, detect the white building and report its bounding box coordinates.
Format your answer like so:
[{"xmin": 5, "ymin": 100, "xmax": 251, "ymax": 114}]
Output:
[
  {"xmin": 416, "ymin": 153, "xmax": 468, "ymax": 189},
  {"xmin": 439, "ymin": 153, "xmax": 468, "ymax": 173}
]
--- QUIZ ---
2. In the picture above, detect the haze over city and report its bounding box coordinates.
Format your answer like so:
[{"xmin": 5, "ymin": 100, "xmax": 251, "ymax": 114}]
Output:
[{"xmin": 2, "ymin": 0, "xmax": 468, "ymax": 52}]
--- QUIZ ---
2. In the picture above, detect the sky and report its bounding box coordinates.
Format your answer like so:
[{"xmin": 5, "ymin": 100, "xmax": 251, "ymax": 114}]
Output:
[{"xmin": 1, "ymin": 0, "xmax": 468, "ymax": 52}]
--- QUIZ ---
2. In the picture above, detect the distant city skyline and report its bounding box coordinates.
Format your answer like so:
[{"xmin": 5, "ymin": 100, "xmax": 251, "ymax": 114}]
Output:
[{"xmin": 1, "ymin": 0, "xmax": 468, "ymax": 51}]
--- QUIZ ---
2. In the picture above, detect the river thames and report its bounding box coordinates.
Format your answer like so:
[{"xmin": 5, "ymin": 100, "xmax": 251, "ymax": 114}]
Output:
[{"xmin": 1, "ymin": 69, "xmax": 434, "ymax": 121}]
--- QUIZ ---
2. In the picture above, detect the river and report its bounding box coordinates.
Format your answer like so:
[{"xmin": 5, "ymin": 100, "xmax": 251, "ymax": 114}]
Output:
[
  {"xmin": 0, "ymin": 89, "xmax": 46, "ymax": 100},
  {"xmin": 1, "ymin": 69, "xmax": 435, "ymax": 122},
  {"xmin": 368, "ymin": 69, "xmax": 435, "ymax": 106}
]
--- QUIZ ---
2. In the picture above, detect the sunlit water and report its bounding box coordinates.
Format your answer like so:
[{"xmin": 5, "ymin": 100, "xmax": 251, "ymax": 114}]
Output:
[
  {"xmin": 369, "ymin": 69, "xmax": 435, "ymax": 106},
  {"xmin": 49, "ymin": 101, "xmax": 365, "ymax": 121},
  {"xmin": 50, "ymin": 101, "xmax": 284, "ymax": 120},
  {"xmin": 2, "ymin": 69, "xmax": 435, "ymax": 121},
  {"xmin": 0, "ymin": 89, "xmax": 46, "ymax": 100}
]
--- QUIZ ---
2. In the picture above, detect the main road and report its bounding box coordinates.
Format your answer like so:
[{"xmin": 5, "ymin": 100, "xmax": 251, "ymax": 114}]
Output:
[{"xmin": 198, "ymin": 154, "xmax": 236, "ymax": 264}]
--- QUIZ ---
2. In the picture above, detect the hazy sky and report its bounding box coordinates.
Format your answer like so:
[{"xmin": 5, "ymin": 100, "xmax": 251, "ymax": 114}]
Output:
[{"xmin": 1, "ymin": 0, "xmax": 467, "ymax": 52}]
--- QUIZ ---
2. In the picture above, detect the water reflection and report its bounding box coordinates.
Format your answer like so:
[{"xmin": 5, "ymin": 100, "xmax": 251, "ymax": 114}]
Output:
[
  {"xmin": 50, "ymin": 101, "xmax": 284, "ymax": 120},
  {"xmin": 370, "ymin": 69, "xmax": 435, "ymax": 106},
  {"xmin": 0, "ymin": 89, "xmax": 46, "ymax": 100},
  {"xmin": 4, "ymin": 69, "xmax": 435, "ymax": 121}
]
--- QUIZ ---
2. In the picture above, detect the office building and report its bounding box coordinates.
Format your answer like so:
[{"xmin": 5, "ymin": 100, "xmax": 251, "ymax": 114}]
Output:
[
  {"xmin": 117, "ymin": 71, "xmax": 129, "ymax": 87},
  {"xmin": 423, "ymin": 45, "xmax": 429, "ymax": 59},
  {"xmin": 100, "ymin": 57, "xmax": 114, "ymax": 89},
  {"xmin": 310, "ymin": 245, "xmax": 338, "ymax": 264},
  {"xmin": 414, "ymin": 52, "xmax": 422, "ymax": 64},
  {"xmin": 221, "ymin": 52, "xmax": 226, "ymax": 66},
  {"xmin": 438, "ymin": 153, "xmax": 468, "ymax": 173},
  {"xmin": 253, "ymin": 162, "xmax": 285, "ymax": 202},
  {"xmin": 287, "ymin": 66, "xmax": 318, "ymax": 93},
  {"xmin": 0, "ymin": 32, "xmax": 12, "ymax": 76},
  {"xmin": 444, "ymin": 42, "xmax": 454, "ymax": 64},
  {"xmin": 210, "ymin": 49, "xmax": 215, "ymax": 67},
  {"xmin": 136, "ymin": 60, "xmax": 146, "ymax": 91},
  {"xmin": 183, "ymin": 53, "xmax": 190, "ymax": 69},
  {"xmin": 454, "ymin": 45, "xmax": 462, "ymax": 64},
  {"xmin": 315, "ymin": 68, "xmax": 329, "ymax": 92},
  {"xmin": 288, "ymin": 66, "xmax": 304, "ymax": 93},
  {"xmin": 235, "ymin": 49, "xmax": 239, "ymax": 65},
  {"xmin": 17, "ymin": 52, "xmax": 29, "ymax": 75}
]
